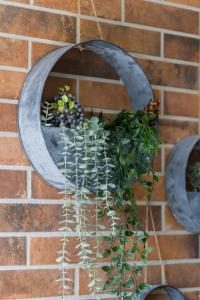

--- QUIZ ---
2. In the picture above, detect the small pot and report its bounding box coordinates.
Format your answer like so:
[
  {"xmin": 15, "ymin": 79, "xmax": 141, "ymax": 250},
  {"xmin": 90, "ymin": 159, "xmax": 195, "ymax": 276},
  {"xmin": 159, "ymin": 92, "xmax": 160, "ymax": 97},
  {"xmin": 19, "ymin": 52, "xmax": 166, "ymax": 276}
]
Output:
[{"xmin": 131, "ymin": 285, "xmax": 185, "ymax": 300}]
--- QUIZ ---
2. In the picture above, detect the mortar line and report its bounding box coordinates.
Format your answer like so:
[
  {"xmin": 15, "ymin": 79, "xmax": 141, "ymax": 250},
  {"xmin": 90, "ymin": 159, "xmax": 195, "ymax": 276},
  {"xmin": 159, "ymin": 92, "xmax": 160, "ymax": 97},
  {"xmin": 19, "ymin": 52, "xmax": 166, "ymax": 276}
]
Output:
[
  {"xmin": 121, "ymin": 0, "xmax": 125, "ymax": 22},
  {"xmin": 0, "ymin": 131, "xmax": 18, "ymax": 137},
  {"xmin": 26, "ymin": 170, "xmax": 32, "ymax": 200},
  {"xmin": 74, "ymin": 268, "xmax": 79, "ymax": 296},
  {"xmin": 147, "ymin": 0, "xmax": 200, "ymax": 12},
  {"xmin": 160, "ymin": 31, "xmax": 164, "ymax": 58},
  {"xmin": 0, "ymin": 165, "xmax": 33, "ymax": 171},
  {"xmin": 28, "ymin": 40, "xmax": 32, "ymax": 69},
  {"xmin": 0, "ymin": 231, "xmax": 194, "ymax": 237},
  {"xmin": 0, "ymin": 99, "xmax": 18, "ymax": 104},
  {"xmin": 26, "ymin": 236, "xmax": 30, "ymax": 265},
  {"xmin": 161, "ymin": 202, "xmax": 165, "ymax": 232},
  {"xmin": 0, "ymin": 65, "xmax": 28, "ymax": 72},
  {"xmin": 0, "ymin": 199, "xmax": 165, "ymax": 205},
  {"xmin": 0, "ymin": 258, "xmax": 198, "ymax": 271},
  {"xmin": 0, "ymin": 32, "xmax": 72, "ymax": 46}
]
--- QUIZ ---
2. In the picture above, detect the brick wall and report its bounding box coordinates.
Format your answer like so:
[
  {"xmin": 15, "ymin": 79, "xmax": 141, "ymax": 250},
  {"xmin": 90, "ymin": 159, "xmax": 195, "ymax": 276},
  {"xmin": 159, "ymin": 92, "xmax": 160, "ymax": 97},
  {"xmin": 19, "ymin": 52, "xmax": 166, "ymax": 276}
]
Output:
[{"xmin": 0, "ymin": 0, "xmax": 199, "ymax": 299}]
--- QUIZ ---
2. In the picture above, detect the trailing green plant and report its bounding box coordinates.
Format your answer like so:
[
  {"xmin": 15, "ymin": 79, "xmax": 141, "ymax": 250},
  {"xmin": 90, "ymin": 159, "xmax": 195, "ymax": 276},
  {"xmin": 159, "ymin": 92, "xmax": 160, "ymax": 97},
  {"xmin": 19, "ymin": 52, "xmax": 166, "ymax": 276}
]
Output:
[
  {"xmin": 42, "ymin": 85, "xmax": 160, "ymax": 300},
  {"xmin": 187, "ymin": 162, "xmax": 200, "ymax": 192},
  {"xmin": 100, "ymin": 110, "xmax": 160, "ymax": 299}
]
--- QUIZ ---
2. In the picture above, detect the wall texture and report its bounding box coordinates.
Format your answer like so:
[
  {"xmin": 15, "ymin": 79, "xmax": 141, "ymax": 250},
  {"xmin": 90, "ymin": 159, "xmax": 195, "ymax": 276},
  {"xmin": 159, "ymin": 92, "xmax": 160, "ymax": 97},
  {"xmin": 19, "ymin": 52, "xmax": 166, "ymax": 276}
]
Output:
[{"xmin": 0, "ymin": 0, "xmax": 199, "ymax": 299}]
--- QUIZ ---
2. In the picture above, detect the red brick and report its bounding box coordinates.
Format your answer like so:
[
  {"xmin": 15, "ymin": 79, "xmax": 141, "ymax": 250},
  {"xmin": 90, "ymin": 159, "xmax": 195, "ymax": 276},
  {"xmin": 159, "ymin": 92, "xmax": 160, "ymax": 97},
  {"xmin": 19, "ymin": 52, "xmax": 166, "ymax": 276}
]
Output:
[
  {"xmin": 0, "ymin": 70, "xmax": 25, "ymax": 99},
  {"xmin": 34, "ymin": 0, "xmax": 78, "ymax": 13},
  {"xmin": 184, "ymin": 291, "xmax": 200, "ymax": 300},
  {"xmin": 166, "ymin": 263, "xmax": 200, "ymax": 288},
  {"xmin": 164, "ymin": 91, "xmax": 199, "ymax": 118},
  {"xmin": 164, "ymin": 34, "xmax": 199, "ymax": 62},
  {"xmin": 148, "ymin": 235, "xmax": 199, "ymax": 260},
  {"xmin": 0, "ymin": 170, "xmax": 26, "ymax": 199},
  {"xmin": 80, "ymin": 81, "xmax": 161, "ymax": 112},
  {"xmin": 31, "ymin": 172, "xmax": 62, "ymax": 199},
  {"xmin": 0, "ymin": 204, "xmax": 62, "ymax": 231},
  {"xmin": 0, "ymin": 137, "xmax": 29, "ymax": 166},
  {"xmin": 32, "ymin": 42, "xmax": 59, "ymax": 65},
  {"xmin": 159, "ymin": 119, "xmax": 198, "ymax": 144},
  {"xmin": 164, "ymin": 205, "xmax": 183, "ymax": 231},
  {"xmin": 0, "ymin": 37, "xmax": 28, "ymax": 67},
  {"xmin": 30, "ymin": 237, "xmax": 60, "ymax": 265},
  {"xmin": 0, "ymin": 104, "xmax": 17, "ymax": 132},
  {"xmin": 134, "ymin": 176, "xmax": 166, "ymax": 201},
  {"xmin": 138, "ymin": 59, "xmax": 199, "ymax": 90},
  {"xmin": 154, "ymin": 148, "xmax": 162, "ymax": 173},
  {"xmin": 30, "ymin": 237, "xmax": 93, "ymax": 265},
  {"xmin": 80, "ymin": 19, "xmax": 161, "ymax": 56},
  {"xmin": 53, "ymin": 48, "xmax": 118, "ymax": 80},
  {"xmin": 80, "ymin": 80, "xmax": 130, "ymax": 110},
  {"xmin": 35, "ymin": 0, "xmax": 121, "ymax": 20},
  {"xmin": 0, "ymin": 269, "xmax": 73, "ymax": 298},
  {"xmin": 139, "ymin": 205, "xmax": 162, "ymax": 231},
  {"xmin": 0, "ymin": 237, "xmax": 26, "ymax": 265},
  {"xmin": 80, "ymin": 0, "xmax": 121, "ymax": 20},
  {"xmin": 125, "ymin": 0, "xmax": 199, "ymax": 34},
  {"xmin": 0, "ymin": 4, "xmax": 76, "ymax": 43}
]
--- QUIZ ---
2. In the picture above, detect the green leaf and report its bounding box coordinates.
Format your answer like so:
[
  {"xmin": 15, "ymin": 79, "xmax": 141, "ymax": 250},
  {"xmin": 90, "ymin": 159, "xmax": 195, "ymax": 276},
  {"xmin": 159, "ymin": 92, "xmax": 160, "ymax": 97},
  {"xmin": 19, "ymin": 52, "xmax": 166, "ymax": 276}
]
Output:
[
  {"xmin": 123, "ymin": 278, "xmax": 134, "ymax": 289},
  {"xmin": 64, "ymin": 85, "xmax": 70, "ymax": 91},
  {"xmin": 107, "ymin": 210, "xmax": 116, "ymax": 217},
  {"xmin": 103, "ymin": 249, "xmax": 111, "ymax": 258},
  {"xmin": 143, "ymin": 247, "xmax": 153, "ymax": 255},
  {"xmin": 61, "ymin": 95, "xmax": 68, "ymax": 102},
  {"xmin": 101, "ymin": 266, "xmax": 111, "ymax": 273},
  {"xmin": 103, "ymin": 236, "xmax": 113, "ymax": 243},
  {"xmin": 69, "ymin": 101, "xmax": 75, "ymax": 109},
  {"xmin": 103, "ymin": 281, "xmax": 110, "ymax": 290},
  {"xmin": 112, "ymin": 246, "xmax": 123, "ymax": 253}
]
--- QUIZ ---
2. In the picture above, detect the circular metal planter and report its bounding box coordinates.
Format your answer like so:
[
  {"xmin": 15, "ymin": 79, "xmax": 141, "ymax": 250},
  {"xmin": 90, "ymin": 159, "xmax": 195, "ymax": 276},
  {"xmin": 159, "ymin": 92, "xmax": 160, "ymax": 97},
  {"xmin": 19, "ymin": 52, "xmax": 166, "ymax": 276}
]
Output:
[
  {"xmin": 131, "ymin": 285, "xmax": 185, "ymax": 299},
  {"xmin": 18, "ymin": 39, "xmax": 153, "ymax": 191},
  {"xmin": 166, "ymin": 135, "xmax": 200, "ymax": 233}
]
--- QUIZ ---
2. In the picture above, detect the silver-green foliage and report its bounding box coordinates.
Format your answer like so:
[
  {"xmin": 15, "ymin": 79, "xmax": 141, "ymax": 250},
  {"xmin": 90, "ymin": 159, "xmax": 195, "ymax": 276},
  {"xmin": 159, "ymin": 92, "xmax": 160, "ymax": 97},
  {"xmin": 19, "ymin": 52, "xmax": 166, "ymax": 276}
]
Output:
[
  {"xmin": 41, "ymin": 101, "xmax": 54, "ymax": 126},
  {"xmin": 57, "ymin": 117, "xmax": 115, "ymax": 297}
]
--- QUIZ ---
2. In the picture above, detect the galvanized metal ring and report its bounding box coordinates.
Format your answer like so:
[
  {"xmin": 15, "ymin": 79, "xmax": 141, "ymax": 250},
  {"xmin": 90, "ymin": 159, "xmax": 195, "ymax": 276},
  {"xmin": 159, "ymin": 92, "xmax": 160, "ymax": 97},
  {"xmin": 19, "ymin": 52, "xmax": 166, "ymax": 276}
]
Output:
[
  {"xmin": 132, "ymin": 285, "xmax": 185, "ymax": 299},
  {"xmin": 166, "ymin": 135, "xmax": 200, "ymax": 233},
  {"xmin": 18, "ymin": 40, "xmax": 153, "ymax": 191}
]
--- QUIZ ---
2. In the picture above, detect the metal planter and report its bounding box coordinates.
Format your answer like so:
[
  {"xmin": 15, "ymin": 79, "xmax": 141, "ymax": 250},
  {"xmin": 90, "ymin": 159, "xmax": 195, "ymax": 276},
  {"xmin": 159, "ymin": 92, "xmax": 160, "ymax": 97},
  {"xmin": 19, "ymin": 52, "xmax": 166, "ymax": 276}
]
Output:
[
  {"xmin": 131, "ymin": 285, "xmax": 185, "ymax": 300},
  {"xmin": 18, "ymin": 40, "xmax": 153, "ymax": 191},
  {"xmin": 166, "ymin": 135, "xmax": 200, "ymax": 233}
]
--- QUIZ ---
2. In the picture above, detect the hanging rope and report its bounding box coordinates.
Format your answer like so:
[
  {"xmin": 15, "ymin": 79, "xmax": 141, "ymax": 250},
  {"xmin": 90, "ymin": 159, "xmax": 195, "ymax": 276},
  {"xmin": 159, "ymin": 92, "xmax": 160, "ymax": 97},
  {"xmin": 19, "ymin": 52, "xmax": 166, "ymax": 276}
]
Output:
[
  {"xmin": 78, "ymin": 0, "xmax": 104, "ymax": 40},
  {"xmin": 90, "ymin": 0, "xmax": 104, "ymax": 40},
  {"xmin": 149, "ymin": 204, "xmax": 167, "ymax": 284}
]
